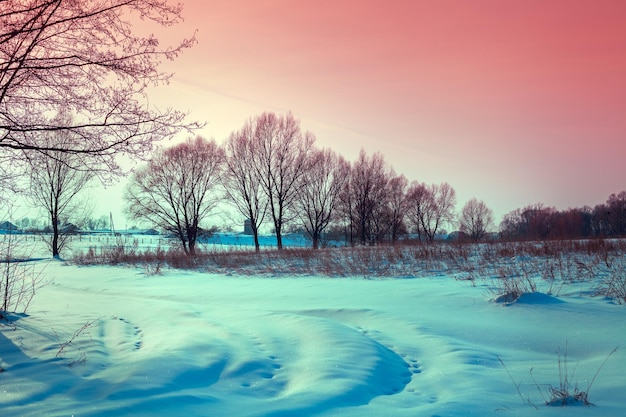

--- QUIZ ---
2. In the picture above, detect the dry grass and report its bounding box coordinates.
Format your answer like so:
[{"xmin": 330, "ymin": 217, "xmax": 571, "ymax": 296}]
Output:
[
  {"xmin": 594, "ymin": 262, "xmax": 626, "ymax": 304},
  {"xmin": 71, "ymin": 238, "xmax": 626, "ymax": 303},
  {"xmin": 72, "ymin": 242, "xmax": 470, "ymax": 278},
  {"xmin": 500, "ymin": 343, "xmax": 619, "ymax": 408}
]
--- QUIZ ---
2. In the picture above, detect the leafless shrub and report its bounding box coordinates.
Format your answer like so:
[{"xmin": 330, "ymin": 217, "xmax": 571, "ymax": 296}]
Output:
[
  {"xmin": 54, "ymin": 317, "xmax": 103, "ymax": 367},
  {"xmin": 143, "ymin": 245, "xmax": 166, "ymax": 276},
  {"xmin": 542, "ymin": 258, "xmax": 566, "ymax": 296},
  {"xmin": 490, "ymin": 266, "xmax": 538, "ymax": 304},
  {"xmin": 574, "ymin": 258, "xmax": 600, "ymax": 281},
  {"xmin": 594, "ymin": 259, "xmax": 626, "ymax": 304},
  {"xmin": 500, "ymin": 343, "xmax": 619, "ymax": 408},
  {"xmin": 0, "ymin": 233, "xmax": 47, "ymax": 319},
  {"xmin": 540, "ymin": 343, "xmax": 618, "ymax": 406}
]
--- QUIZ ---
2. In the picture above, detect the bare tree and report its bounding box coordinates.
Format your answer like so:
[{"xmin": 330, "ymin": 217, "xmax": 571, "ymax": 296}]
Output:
[
  {"xmin": 340, "ymin": 149, "xmax": 391, "ymax": 245},
  {"xmin": 500, "ymin": 203, "xmax": 556, "ymax": 240},
  {"xmin": 25, "ymin": 112, "xmax": 94, "ymax": 257},
  {"xmin": 222, "ymin": 122, "xmax": 268, "ymax": 252},
  {"xmin": 0, "ymin": 223, "xmax": 44, "ymax": 316},
  {"xmin": 385, "ymin": 174, "xmax": 409, "ymax": 243},
  {"xmin": 85, "ymin": 214, "xmax": 109, "ymax": 232},
  {"xmin": 606, "ymin": 191, "xmax": 626, "ymax": 236},
  {"xmin": 296, "ymin": 147, "xmax": 349, "ymax": 249},
  {"xmin": 405, "ymin": 181, "xmax": 429, "ymax": 242},
  {"xmin": 459, "ymin": 198, "xmax": 494, "ymax": 242},
  {"xmin": 252, "ymin": 112, "xmax": 315, "ymax": 250},
  {"xmin": 405, "ymin": 182, "xmax": 456, "ymax": 242},
  {"xmin": 125, "ymin": 137, "xmax": 224, "ymax": 255},
  {"xmin": 1, "ymin": 0, "xmax": 198, "ymax": 179}
]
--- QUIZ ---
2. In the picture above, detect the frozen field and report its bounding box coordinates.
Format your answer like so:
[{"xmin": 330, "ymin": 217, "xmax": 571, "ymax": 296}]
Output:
[{"xmin": 1, "ymin": 247, "xmax": 625, "ymax": 417}]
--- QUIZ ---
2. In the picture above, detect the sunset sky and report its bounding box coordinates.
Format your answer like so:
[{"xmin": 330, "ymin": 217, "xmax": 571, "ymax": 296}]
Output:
[{"xmin": 104, "ymin": 0, "xmax": 626, "ymax": 227}]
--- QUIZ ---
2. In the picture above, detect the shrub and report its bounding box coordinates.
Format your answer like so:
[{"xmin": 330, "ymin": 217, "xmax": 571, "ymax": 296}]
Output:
[
  {"xmin": 594, "ymin": 260, "xmax": 626, "ymax": 304},
  {"xmin": 500, "ymin": 343, "xmax": 619, "ymax": 408},
  {"xmin": 489, "ymin": 264, "xmax": 538, "ymax": 304},
  {"xmin": 0, "ymin": 233, "xmax": 46, "ymax": 319},
  {"xmin": 543, "ymin": 344, "xmax": 618, "ymax": 406}
]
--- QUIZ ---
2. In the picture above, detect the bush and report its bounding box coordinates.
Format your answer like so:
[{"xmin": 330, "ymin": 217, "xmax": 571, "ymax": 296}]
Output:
[
  {"xmin": 490, "ymin": 268, "xmax": 537, "ymax": 304},
  {"xmin": 500, "ymin": 343, "xmax": 619, "ymax": 408},
  {"xmin": 0, "ymin": 233, "xmax": 46, "ymax": 319},
  {"xmin": 594, "ymin": 261, "xmax": 626, "ymax": 304}
]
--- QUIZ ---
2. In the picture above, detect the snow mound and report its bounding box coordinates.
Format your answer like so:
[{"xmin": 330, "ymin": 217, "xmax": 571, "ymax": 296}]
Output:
[
  {"xmin": 494, "ymin": 291, "xmax": 564, "ymax": 305},
  {"xmin": 515, "ymin": 292, "xmax": 565, "ymax": 304}
]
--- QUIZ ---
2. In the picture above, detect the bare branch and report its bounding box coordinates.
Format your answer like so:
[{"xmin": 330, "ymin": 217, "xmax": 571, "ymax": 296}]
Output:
[
  {"xmin": 125, "ymin": 137, "xmax": 224, "ymax": 255},
  {"xmin": 0, "ymin": 0, "xmax": 200, "ymax": 176}
]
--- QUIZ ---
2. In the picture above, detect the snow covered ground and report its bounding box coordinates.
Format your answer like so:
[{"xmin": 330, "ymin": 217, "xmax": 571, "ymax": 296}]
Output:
[{"xmin": 1, "ymin": 243, "xmax": 625, "ymax": 416}]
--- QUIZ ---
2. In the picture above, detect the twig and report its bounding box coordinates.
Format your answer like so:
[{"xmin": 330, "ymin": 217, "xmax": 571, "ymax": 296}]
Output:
[
  {"xmin": 498, "ymin": 356, "xmax": 539, "ymax": 409},
  {"xmin": 586, "ymin": 346, "xmax": 619, "ymax": 398},
  {"xmin": 55, "ymin": 316, "xmax": 103, "ymax": 359}
]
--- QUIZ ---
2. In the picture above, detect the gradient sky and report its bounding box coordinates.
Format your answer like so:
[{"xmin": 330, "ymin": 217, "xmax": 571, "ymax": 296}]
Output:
[{"xmin": 100, "ymin": 0, "xmax": 626, "ymax": 227}]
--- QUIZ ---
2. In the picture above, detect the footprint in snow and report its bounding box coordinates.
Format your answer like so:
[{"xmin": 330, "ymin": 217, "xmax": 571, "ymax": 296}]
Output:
[{"xmin": 97, "ymin": 316, "xmax": 144, "ymax": 357}]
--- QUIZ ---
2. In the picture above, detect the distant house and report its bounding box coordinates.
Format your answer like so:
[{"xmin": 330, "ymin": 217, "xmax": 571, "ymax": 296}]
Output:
[
  {"xmin": 446, "ymin": 231, "xmax": 469, "ymax": 241},
  {"xmin": 243, "ymin": 219, "xmax": 253, "ymax": 235},
  {"xmin": 61, "ymin": 223, "xmax": 80, "ymax": 234},
  {"xmin": 0, "ymin": 221, "xmax": 19, "ymax": 233}
]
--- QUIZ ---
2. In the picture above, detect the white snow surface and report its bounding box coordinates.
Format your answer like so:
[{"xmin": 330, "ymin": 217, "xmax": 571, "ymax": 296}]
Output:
[{"xmin": 1, "ymin": 257, "xmax": 625, "ymax": 416}]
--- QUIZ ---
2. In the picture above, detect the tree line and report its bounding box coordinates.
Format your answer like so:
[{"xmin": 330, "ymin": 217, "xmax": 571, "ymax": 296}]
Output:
[
  {"xmin": 124, "ymin": 111, "xmax": 626, "ymax": 254},
  {"xmin": 15, "ymin": 108, "xmax": 626, "ymax": 257},
  {"xmin": 123, "ymin": 112, "xmax": 481, "ymax": 254},
  {"xmin": 500, "ymin": 193, "xmax": 626, "ymax": 241}
]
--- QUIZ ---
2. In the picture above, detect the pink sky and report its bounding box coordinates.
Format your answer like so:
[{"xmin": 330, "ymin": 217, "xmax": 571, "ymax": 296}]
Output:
[{"xmin": 136, "ymin": 0, "xmax": 626, "ymax": 224}]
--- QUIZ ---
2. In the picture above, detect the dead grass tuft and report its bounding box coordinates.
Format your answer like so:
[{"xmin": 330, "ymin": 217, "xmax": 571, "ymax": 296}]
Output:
[{"xmin": 71, "ymin": 238, "xmax": 626, "ymax": 297}]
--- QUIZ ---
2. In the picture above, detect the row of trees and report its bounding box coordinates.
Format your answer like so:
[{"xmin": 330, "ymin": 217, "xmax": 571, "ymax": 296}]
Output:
[
  {"xmin": 13, "ymin": 215, "xmax": 111, "ymax": 234},
  {"xmin": 2, "ymin": 1, "xmax": 489, "ymax": 257},
  {"xmin": 125, "ymin": 110, "xmax": 626, "ymax": 253},
  {"xmin": 500, "ymin": 192, "xmax": 626, "ymax": 240},
  {"xmin": 20, "ymin": 108, "xmax": 626, "ymax": 257},
  {"xmin": 123, "ymin": 112, "xmax": 490, "ymax": 254}
]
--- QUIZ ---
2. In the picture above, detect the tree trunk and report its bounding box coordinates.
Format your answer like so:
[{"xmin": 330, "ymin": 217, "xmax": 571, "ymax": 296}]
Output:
[
  {"xmin": 312, "ymin": 234, "xmax": 319, "ymax": 250},
  {"xmin": 274, "ymin": 215, "xmax": 284, "ymax": 250},
  {"xmin": 181, "ymin": 239, "xmax": 189, "ymax": 255},
  {"xmin": 251, "ymin": 223, "xmax": 261, "ymax": 252},
  {"xmin": 276, "ymin": 230, "xmax": 283, "ymax": 250},
  {"xmin": 52, "ymin": 216, "xmax": 60, "ymax": 258},
  {"xmin": 188, "ymin": 233, "xmax": 196, "ymax": 256}
]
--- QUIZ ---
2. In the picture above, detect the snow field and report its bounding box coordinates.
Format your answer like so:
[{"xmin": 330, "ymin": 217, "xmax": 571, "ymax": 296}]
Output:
[{"xmin": 0, "ymin": 258, "xmax": 625, "ymax": 416}]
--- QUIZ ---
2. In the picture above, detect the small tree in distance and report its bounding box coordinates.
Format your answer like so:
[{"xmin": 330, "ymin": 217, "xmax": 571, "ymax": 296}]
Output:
[
  {"xmin": 125, "ymin": 137, "xmax": 224, "ymax": 255},
  {"xmin": 385, "ymin": 174, "xmax": 409, "ymax": 243},
  {"xmin": 459, "ymin": 198, "xmax": 494, "ymax": 242},
  {"xmin": 406, "ymin": 182, "xmax": 456, "ymax": 242},
  {"xmin": 605, "ymin": 191, "xmax": 626, "ymax": 236},
  {"xmin": 405, "ymin": 181, "xmax": 430, "ymax": 242},
  {"xmin": 296, "ymin": 147, "xmax": 349, "ymax": 249},
  {"xmin": 222, "ymin": 122, "xmax": 268, "ymax": 252},
  {"xmin": 25, "ymin": 111, "xmax": 94, "ymax": 258},
  {"xmin": 340, "ymin": 149, "xmax": 391, "ymax": 245},
  {"xmin": 252, "ymin": 112, "xmax": 315, "ymax": 250}
]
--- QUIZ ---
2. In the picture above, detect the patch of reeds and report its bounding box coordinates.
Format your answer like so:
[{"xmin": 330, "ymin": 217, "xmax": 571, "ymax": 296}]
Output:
[{"xmin": 71, "ymin": 238, "xmax": 626, "ymax": 287}]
